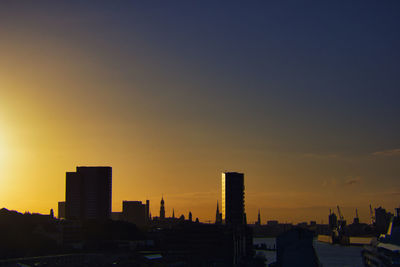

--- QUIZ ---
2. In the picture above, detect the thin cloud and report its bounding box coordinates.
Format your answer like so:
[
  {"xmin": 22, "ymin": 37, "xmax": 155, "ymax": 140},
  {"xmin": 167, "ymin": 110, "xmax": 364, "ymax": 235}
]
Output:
[
  {"xmin": 372, "ymin": 148, "xmax": 400, "ymax": 157},
  {"xmin": 322, "ymin": 178, "xmax": 338, "ymax": 187},
  {"xmin": 344, "ymin": 176, "xmax": 362, "ymax": 186}
]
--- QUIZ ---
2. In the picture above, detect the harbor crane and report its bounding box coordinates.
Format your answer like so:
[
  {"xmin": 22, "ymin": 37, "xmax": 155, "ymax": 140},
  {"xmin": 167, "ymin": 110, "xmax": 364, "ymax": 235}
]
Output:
[
  {"xmin": 337, "ymin": 205, "xmax": 346, "ymax": 230},
  {"xmin": 331, "ymin": 205, "xmax": 348, "ymax": 245},
  {"xmin": 354, "ymin": 208, "xmax": 360, "ymax": 224},
  {"xmin": 369, "ymin": 204, "xmax": 375, "ymax": 225},
  {"xmin": 337, "ymin": 205, "xmax": 344, "ymax": 221}
]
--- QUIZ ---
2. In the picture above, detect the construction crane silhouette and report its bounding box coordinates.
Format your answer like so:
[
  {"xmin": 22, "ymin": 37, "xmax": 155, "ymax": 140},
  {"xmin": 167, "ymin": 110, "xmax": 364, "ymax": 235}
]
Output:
[
  {"xmin": 336, "ymin": 205, "xmax": 346, "ymax": 231},
  {"xmin": 337, "ymin": 205, "xmax": 344, "ymax": 221},
  {"xmin": 354, "ymin": 208, "xmax": 360, "ymax": 224},
  {"xmin": 369, "ymin": 204, "xmax": 375, "ymax": 225}
]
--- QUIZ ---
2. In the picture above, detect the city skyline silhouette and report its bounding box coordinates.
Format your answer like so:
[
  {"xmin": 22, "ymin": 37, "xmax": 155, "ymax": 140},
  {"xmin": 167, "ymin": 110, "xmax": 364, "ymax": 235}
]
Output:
[{"xmin": 0, "ymin": 2, "xmax": 400, "ymax": 266}]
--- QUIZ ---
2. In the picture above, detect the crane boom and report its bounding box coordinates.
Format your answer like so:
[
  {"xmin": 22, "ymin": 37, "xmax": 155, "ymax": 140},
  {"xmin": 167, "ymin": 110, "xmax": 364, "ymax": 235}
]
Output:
[
  {"xmin": 337, "ymin": 205, "xmax": 343, "ymax": 220},
  {"xmin": 369, "ymin": 204, "xmax": 375, "ymax": 224}
]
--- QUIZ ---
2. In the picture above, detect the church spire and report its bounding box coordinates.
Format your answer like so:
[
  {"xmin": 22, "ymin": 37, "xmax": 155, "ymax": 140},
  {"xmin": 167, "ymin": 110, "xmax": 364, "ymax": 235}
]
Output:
[
  {"xmin": 160, "ymin": 195, "xmax": 165, "ymax": 219},
  {"xmin": 257, "ymin": 209, "xmax": 261, "ymax": 225}
]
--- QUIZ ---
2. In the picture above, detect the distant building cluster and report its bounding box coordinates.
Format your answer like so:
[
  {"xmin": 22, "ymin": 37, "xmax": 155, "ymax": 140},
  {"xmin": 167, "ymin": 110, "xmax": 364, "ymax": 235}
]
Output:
[
  {"xmin": 55, "ymin": 167, "xmax": 252, "ymax": 266},
  {"xmin": 58, "ymin": 168, "xmax": 249, "ymax": 230},
  {"xmin": 59, "ymin": 166, "xmax": 152, "ymax": 227},
  {"xmin": 115, "ymin": 200, "xmax": 151, "ymax": 227},
  {"xmin": 56, "ymin": 167, "xmax": 395, "ymax": 241}
]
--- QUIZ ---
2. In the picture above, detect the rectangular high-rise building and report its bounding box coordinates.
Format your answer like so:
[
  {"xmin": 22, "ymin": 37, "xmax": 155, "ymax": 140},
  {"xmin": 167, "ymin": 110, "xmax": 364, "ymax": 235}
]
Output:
[
  {"xmin": 65, "ymin": 166, "xmax": 112, "ymax": 220},
  {"xmin": 65, "ymin": 172, "xmax": 82, "ymax": 219},
  {"xmin": 222, "ymin": 172, "xmax": 245, "ymax": 226},
  {"xmin": 122, "ymin": 201, "xmax": 148, "ymax": 227}
]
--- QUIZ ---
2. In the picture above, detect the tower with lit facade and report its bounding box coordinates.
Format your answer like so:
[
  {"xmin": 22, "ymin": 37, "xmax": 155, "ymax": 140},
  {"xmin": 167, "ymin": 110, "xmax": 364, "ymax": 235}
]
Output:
[{"xmin": 222, "ymin": 172, "xmax": 245, "ymax": 226}]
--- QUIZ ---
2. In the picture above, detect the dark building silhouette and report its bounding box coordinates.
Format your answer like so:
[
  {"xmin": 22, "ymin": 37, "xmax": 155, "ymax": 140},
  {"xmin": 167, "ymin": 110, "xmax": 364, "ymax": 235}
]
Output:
[
  {"xmin": 222, "ymin": 172, "xmax": 245, "ymax": 225},
  {"xmin": 65, "ymin": 171, "xmax": 81, "ymax": 219},
  {"xmin": 215, "ymin": 200, "xmax": 222, "ymax": 224},
  {"xmin": 328, "ymin": 210, "xmax": 337, "ymax": 230},
  {"xmin": 65, "ymin": 166, "xmax": 112, "ymax": 220},
  {"xmin": 188, "ymin": 211, "xmax": 192, "ymax": 222},
  {"xmin": 267, "ymin": 220, "xmax": 279, "ymax": 226},
  {"xmin": 145, "ymin": 200, "xmax": 150, "ymax": 222},
  {"xmin": 275, "ymin": 228, "xmax": 321, "ymax": 267},
  {"xmin": 111, "ymin": 212, "xmax": 122, "ymax": 221},
  {"xmin": 375, "ymin": 207, "xmax": 393, "ymax": 234},
  {"xmin": 122, "ymin": 201, "xmax": 149, "ymax": 227},
  {"xmin": 220, "ymin": 172, "xmax": 253, "ymax": 265},
  {"xmin": 160, "ymin": 196, "xmax": 165, "ymax": 219},
  {"xmin": 256, "ymin": 209, "xmax": 261, "ymax": 226},
  {"xmin": 152, "ymin": 223, "xmax": 242, "ymax": 266},
  {"xmin": 58, "ymin": 201, "xmax": 66, "ymax": 219},
  {"xmin": 252, "ymin": 221, "xmax": 295, "ymax": 237}
]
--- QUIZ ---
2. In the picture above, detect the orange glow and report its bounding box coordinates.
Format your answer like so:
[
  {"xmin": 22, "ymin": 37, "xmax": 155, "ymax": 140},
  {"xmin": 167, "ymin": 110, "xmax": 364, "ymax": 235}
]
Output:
[{"xmin": 0, "ymin": 16, "xmax": 398, "ymax": 225}]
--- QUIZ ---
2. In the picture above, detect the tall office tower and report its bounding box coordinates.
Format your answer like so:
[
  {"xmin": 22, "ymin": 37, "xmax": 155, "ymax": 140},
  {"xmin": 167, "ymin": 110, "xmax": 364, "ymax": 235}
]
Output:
[
  {"xmin": 160, "ymin": 196, "xmax": 165, "ymax": 219},
  {"xmin": 65, "ymin": 166, "xmax": 112, "ymax": 220},
  {"xmin": 222, "ymin": 172, "xmax": 245, "ymax": 226},
  {"xmin": 66, "ymin": 171, "xmax": 82, "ymax": 219}
]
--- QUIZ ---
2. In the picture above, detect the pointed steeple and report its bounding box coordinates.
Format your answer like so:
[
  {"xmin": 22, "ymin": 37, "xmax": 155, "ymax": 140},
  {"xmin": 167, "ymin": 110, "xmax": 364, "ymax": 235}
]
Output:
[
  {"xmin": 160, "ymin": 195, "xmax": 165, "ymax": 219},
  {"xmin": 257, "ymin": 209, "xmax": 261, "ymax": 225},
  {"xmin": 172, "ymin": 208, "xmax": 175, "ymax": 219}
]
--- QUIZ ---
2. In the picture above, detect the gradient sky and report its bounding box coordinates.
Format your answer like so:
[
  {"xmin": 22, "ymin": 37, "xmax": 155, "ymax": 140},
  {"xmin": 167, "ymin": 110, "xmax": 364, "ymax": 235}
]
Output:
[{"xmin": 0, "ymin": 1, "xmax": 399, "ymax": 223}]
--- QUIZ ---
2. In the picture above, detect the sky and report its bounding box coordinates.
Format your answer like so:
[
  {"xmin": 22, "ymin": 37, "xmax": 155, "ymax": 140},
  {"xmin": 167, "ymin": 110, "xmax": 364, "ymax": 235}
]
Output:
[{"xmin": 0, "ymin": 1, "xmax": 399, "ymax": 223}]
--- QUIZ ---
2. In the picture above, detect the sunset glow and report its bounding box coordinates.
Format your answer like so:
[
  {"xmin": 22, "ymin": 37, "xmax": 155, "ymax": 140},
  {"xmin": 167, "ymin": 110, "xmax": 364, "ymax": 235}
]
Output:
[{"xmin": 0, "ymin": 2, "xmax": 399, "ymax": 225}]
